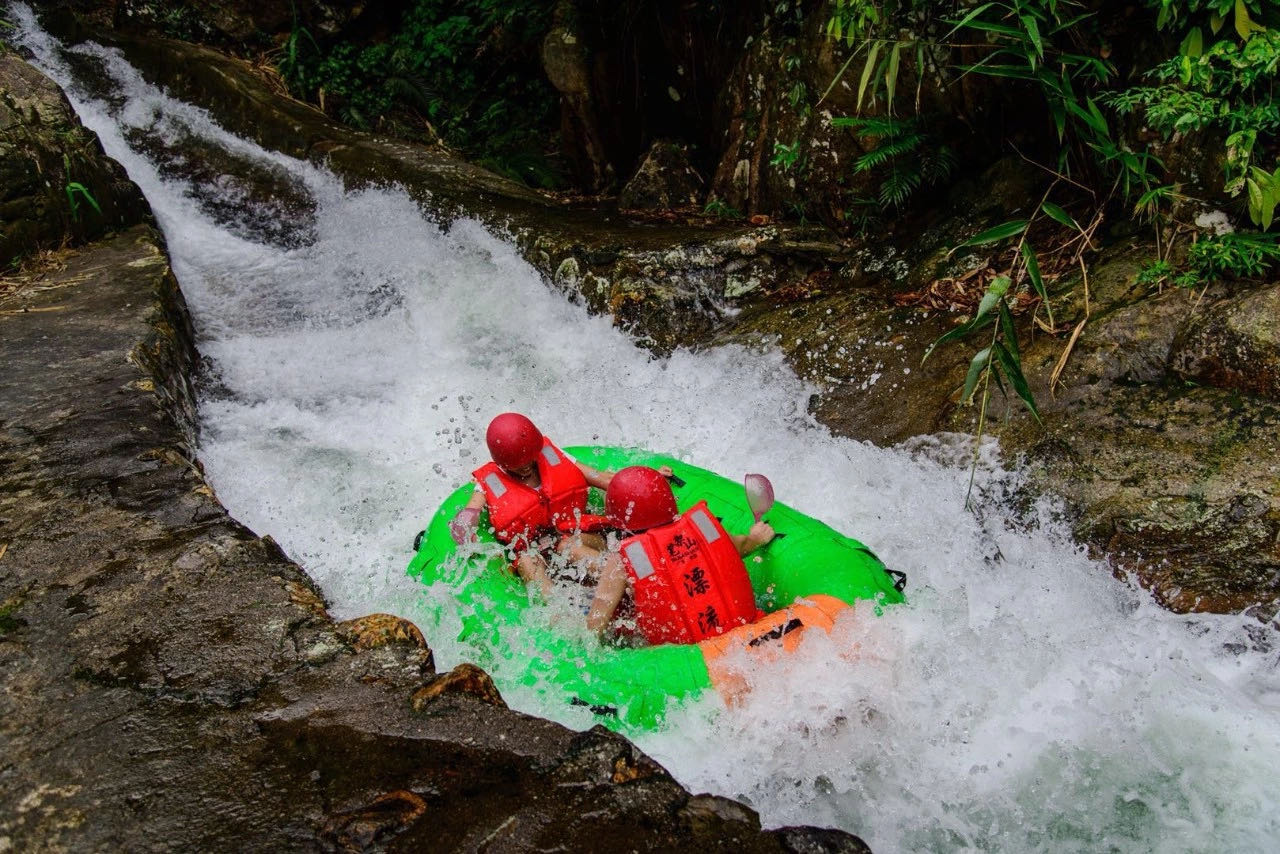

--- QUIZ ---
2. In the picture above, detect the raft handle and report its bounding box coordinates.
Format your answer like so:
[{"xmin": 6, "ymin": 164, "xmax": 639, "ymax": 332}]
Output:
[
  {"xmin": 412, "ymin": 529, "xmax": 425, "ymax": 552},
  {"xmin": 665, "ymin": 473, "xmax": 687, "ymax": 488},
  {"xmin": 747, "ymin": 617, "xmax": 804, "ymax": 647},
  {"xmin": 570, "ymin": 697, "xmax": 619, "ymax": 717},
  {"xmin": 885, "ymin": 568, "xmax": 907, "ymax": 593}
]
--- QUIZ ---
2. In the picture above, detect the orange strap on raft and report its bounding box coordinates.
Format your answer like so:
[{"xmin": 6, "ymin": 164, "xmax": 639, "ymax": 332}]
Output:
[{"xmin": 698, "ymin": 594, "xmax": 852, "ymax": 705}]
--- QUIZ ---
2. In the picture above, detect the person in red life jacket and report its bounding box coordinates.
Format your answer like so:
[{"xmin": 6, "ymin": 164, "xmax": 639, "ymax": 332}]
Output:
[
  {"xmin": 449, "ymin": 413, "xmax": 670, "ymax": 596},
  {"xmin": 583, "ymin": 466, "xmax": 775, "ymax": 644}
]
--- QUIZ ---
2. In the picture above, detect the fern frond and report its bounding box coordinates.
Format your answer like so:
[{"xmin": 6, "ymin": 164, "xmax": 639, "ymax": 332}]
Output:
[
  {"xmin": 855, "ymin": 133, "xmax": 926, "ymax": 172},
  {"xmin": 879, "ymin": 167, "xmax": 923, "ymax": 207}
]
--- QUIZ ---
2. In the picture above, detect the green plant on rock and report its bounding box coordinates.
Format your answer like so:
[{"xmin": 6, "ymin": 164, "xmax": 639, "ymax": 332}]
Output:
[
  {"xmin": 64, "ymin": 182, "xmax": 102, "ymax": 223},
  {"xmin": 769, "ymin": 140, "xmax": 804, "ymax": 173},
  {"xmin": 831, "ymin": 115, "xmax": 955, "ymax": 208},
  {"xmin": 704, "ymin": 199, "xmax": 744, "ymax": 220},
  {"xmin": 921, "ymin": 205, "xmax": 1078, "ymax": 505},
  {"xmin": 1109, "ymin": 4, "xmax": 1280, "ymax": 227},
  {"xmin": 1188, "ymin": 230, "xmax": 1280, "ymax": 279}
]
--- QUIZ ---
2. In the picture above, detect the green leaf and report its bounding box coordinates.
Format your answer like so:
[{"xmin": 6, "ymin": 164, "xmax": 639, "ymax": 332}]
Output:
[
  {"xmin": 1235, "ymin": 0, "xmax": 1258, "ymax": 41},
  {"xmin": 921, "ymin": 312, "xmax": 995, "ymax": 364},
  {"xmin": 885, "ymin": 41, "xmax": 902, "ymax": 107},
  {"xmin": 1247, "ymin": 177, "xmax": 1264, "ymax": 224},
  {"xmin": 1020, "ymin": 241, "xmax": 1052, "ymax": 326},
  {"xmin": 1020, "ymin": 14, "xmax": 1044, "ymax": 62},
  {"xmin": 955, "ymin": 220, "xmax": 1029, "ymax": 249},
  {"xmin": 956, "ymin": 19, "xmax": 1026, "ymax": 38},
  {"xmin": 1210, "ymin": 12, "xmax": 1225, "ymax": 34},
  {"xmin": 1066, "ymin": 97, "xmax": 1109, "ymax": 137},
  {"xmin": 994, "ymin": 341, "xmax": 1042, "ymax": 422},
  {"xmin": 962, "ymin": 347, "xmax": 992, "ymax": 405},
  {"xmin": 1041, "ymin": 201, "xmax": 1078, "ymax": 230},
  {"xmin": 975, "ymin": 275, "xmax": 1012, "ymax": 323},
  {"xmin": 957, "ymin": 63, "xmax": 1037, "ymax": 80},
  {"xmin": 999, "ymin": 299, "xmax": 1020, "ymax": 361},
  {"xmin": 942, "ymin": 3, "xmax": 996, "ymax": 40},
  {"xmin": 857, "ymin": 40, "xmax": 882, "ymax": 112},
  {"xmin": 1181, "ymin": 26, "xmax": 1204, "ymax": 57}
]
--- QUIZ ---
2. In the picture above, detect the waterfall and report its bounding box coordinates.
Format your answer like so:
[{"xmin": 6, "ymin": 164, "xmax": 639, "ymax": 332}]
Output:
[{"xmin": 13, "ymin": 6, "xmax": 1280, "ymax": 850}]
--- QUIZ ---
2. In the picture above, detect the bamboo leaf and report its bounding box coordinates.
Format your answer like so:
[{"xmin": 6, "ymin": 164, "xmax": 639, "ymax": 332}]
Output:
[
  {"xmin": 942, "ymin": 2, "xmax": 996, "ymax": 39},
  {"xmin": 1020, "ymin": 14, "xmax": 1044, "ymax": 62},
  {"xmin": 885, "ymin": 41, "xmax": 902, "ymax": 108},
  {"xmin": 956, "ymin": 20, "xmax": 1026, "ymax": 38},
  {"xmin": 1020, "ymin": 241, "xmax": 1053, "ymax": 327},
  {"xmin": 999, "ymin": 299, "xmax": 1020, "ymax": 361},
  {"xmin": 975, "ymin": 275, "xmax": 1012, "ymax": 323},
  {"xmin": 921, "ymin": 312, "xmax": 995, "ymax": 364},
  {"xmin": 820, "ymin": 39, "xmax": 866, "ymax": 104},
  {"xmin": 962, "ymin": 347, "xmax": 992, "ymax": 404},
  {"xmin": 955, "ymin": 220, "xmax": 1029, "ymax": 250},
  {"xmin": 1041, "ymin": 201, "xmax": 1078, "ymax": 230},
  {"xmin": 957, "ymin": 63, "xmax": 1037, "ymax": 79},
  {"xmin": 994, "ymin": 341, "xmax": 1042, "ymax": 422},
  {"xmin": 856, "ymin": 40, "xmax": 882, "ymax": 112}
]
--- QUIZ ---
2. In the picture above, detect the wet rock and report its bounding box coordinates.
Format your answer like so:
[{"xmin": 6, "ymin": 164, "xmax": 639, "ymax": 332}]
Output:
[
  {"xmin": 681, "ymin": 793, "xmax": 762, "ymax": 835},
  {"xmin": 773, "ymin": 825, "xmax": 874, "ymax": 854},
  {"xmin": 1171, "ymin": 281, "xmax": 1280, "ymax": 400},
  {"xmin": 321, "ymin": 789, "xmax": 428, "ymax": 853},
  {"xmin": 411, "ymin": 662, "xmax": 507, "ymax": 711},
  {"xmin": 336, "ymin": 613, "xmax": 430, "ymax": 652},
  {"xmin": 619, "ymin": 139, "xmax": 703, "ymax": 211},
  {"xmin": 0, "ymin": 54, "xmax": 148, "ymax": 268},
  {"xmin": 1014, "ymin": 385, "xmax": 1280, "ymax": 617}
]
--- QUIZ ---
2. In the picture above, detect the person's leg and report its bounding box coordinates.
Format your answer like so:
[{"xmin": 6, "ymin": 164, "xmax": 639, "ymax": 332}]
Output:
[{"xmin": 515, "ymin": 551, "xmax": 553, "ymax": 599}]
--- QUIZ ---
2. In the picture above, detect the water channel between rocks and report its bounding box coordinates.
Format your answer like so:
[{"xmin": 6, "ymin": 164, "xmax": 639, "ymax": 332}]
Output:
[{"xmin": 14, "ymin": 7, "xmax": 1280, "ymax": 851}]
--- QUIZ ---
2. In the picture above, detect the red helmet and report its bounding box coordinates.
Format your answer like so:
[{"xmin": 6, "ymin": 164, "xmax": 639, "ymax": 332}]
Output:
[
  {"xmin": 606, "ymin": 466, "xmax": 678, "ymax": 531},
  {"xmin": 486, "ymin": 413, "xmax": 543, "ymax": 471}
]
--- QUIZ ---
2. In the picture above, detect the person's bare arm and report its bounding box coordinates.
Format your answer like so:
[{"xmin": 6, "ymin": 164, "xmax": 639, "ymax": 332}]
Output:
[
  {"xmin": 575, "ymin": 462, "xmax": 614, "ymax": 490},
  {"xmin": 585, "ymin": 554, "xmax": 629, "ymax": 635},
  {"xmin": 449, "ymin": 487, "xmax": 487, "ymax": 543},
  {"xmin": 575, "ymin": 462, "xmax": 675, "ymax": 490},
  {"xmin": 730, "ymin": 520, "xmax": 775, "ymax": 556}
]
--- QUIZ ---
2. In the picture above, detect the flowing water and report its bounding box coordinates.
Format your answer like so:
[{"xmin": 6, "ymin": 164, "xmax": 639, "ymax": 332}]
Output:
[{"xmin": 14, "ymin": 7, "xmax": 1280, "ymax": 850}]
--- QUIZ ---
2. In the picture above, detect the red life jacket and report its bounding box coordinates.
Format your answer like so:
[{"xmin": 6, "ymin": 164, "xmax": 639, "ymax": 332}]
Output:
[
  {"xmin": 617, "ymin": 501, "xmax": 761, "ymax": 645},
  {"xmin": 472, "ymin": 439, "xmax": 588, "ymax": 546}
]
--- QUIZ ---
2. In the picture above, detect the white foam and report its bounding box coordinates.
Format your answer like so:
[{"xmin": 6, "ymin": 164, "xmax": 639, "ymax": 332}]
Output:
[{"xmin": 15, "ymin": 5, "xmax": 1280, "ymax": 849}]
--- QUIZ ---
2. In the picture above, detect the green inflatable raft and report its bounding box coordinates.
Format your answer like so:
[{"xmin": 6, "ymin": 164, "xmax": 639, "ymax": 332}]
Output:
[{"xmin": 407, "ymin": 446, "xmax": 906, "ymax": 730}]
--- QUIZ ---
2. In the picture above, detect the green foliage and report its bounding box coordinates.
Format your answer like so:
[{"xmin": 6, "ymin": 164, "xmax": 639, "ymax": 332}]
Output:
[
  {"xmin": 1136, "ymin": 258, "xmax": 1176, "ymax": 287},
  {"xmin": 826, "ymin": 0, "xmax": 883, "ymax": 45},
  {"xmin": 832, "ymin": 115, "xmax": 956, "ymax": 208},
  {"xmin": 922, "ymin": 263, "xmax": 1041, "ymax": 506},
  {"xmin": 1187, "ymin": 230, "xmax": 1280, "ymax": 278},
  {"xmin": 704, "ymin": 199, "xmax": 745, "ymax": 220},
  {"xmin": 770, "ymin": 140, "xmax": 804, "ymax": 173},
  {"xmin": 65, "ymin": 182, "xmax": 102, "ymax": 222},
  {"xmin": 1109, "ymin": 27, "xmax": 1280, "ymax": 206},
  {"xmin": 276, "ymin": 0, "xmax": 562, "ymax": 187}
]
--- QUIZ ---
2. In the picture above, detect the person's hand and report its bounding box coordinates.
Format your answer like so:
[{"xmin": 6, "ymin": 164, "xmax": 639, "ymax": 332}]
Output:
[
  {"xmin": 658, "ymin": 465, "xmax": 674, "ymax": 477},
  {"xmin": 449, "ymin": 507, "xmax": 480, "ymax": 544},
  {"xmin": 747, "ymin": 519, "xmax": 775, "ymax": 550}
]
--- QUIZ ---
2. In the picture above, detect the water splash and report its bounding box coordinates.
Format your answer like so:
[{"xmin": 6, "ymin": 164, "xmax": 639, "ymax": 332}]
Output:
[{"xmin": 14, "ymin": 6, "xmax": 1280, "ymax": 850}]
